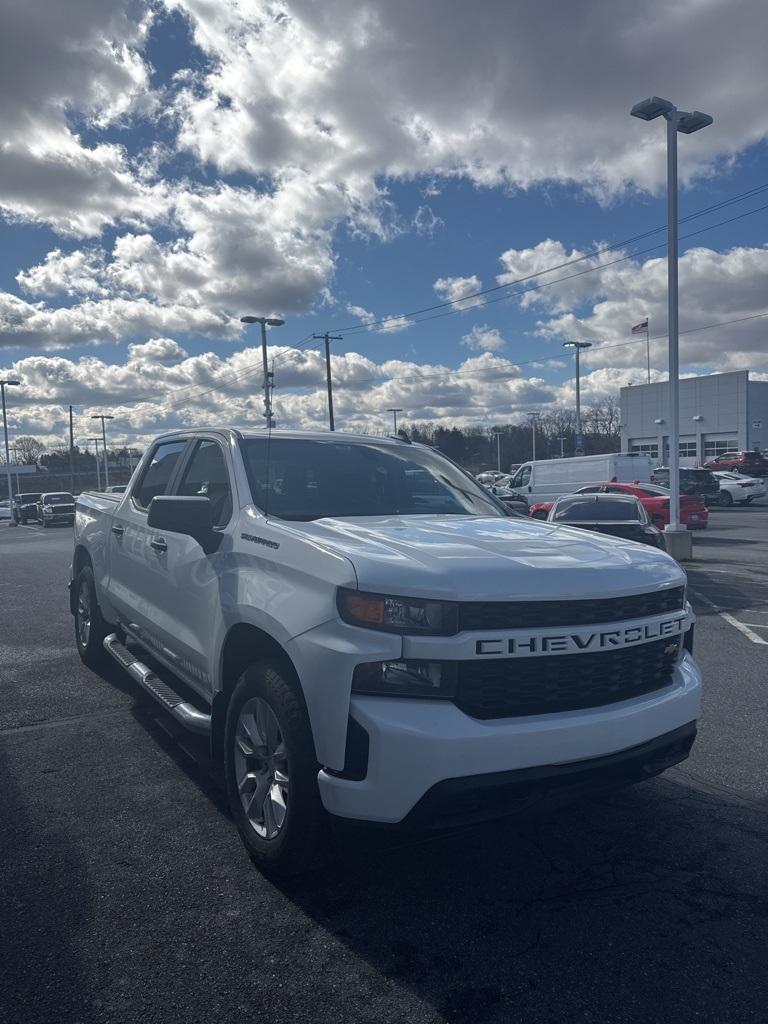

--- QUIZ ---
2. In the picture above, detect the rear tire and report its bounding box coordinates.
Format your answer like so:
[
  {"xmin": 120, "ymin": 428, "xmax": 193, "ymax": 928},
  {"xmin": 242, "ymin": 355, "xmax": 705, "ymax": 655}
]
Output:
[
  {"xmin": 224, "ymin": 660, "xmax": 327, "ymax": 876},
  {"xmin": 74, "ymin": 565, "xmax": 110, "ymax": 668}
]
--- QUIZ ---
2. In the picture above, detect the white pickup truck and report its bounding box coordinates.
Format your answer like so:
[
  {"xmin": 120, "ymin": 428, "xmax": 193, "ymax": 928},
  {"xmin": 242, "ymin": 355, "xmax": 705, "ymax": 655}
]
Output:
[{"xmin": 71, "ymin": 429, "xmax": 701, "ymax": 874}]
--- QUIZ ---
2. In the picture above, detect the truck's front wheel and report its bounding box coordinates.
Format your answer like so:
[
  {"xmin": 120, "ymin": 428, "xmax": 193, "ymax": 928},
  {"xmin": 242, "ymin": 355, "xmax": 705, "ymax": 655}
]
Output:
[{"xmin": 224, "ymin": 661, "xmax": 326, "ymax": 876}]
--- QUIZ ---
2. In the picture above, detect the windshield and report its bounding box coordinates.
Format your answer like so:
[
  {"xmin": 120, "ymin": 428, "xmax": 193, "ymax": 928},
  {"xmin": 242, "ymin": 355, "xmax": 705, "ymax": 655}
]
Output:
[
  {"xmin": 45, "ymin": 493, "xmax": 74, "ymax": 504},
  {"xmin": 240, "ymin": 437, "xmax": 505, "ymax": 521},
  {"xmin": 552, "ymin": 496, "xmax": 644, "ymax": 522}
]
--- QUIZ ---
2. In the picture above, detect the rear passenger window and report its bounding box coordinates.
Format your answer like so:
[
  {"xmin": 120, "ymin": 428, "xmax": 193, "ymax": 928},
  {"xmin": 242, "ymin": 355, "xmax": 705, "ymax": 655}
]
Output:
[
  {"xmin": 176, "ymin": 440, "xmax": 233, "ymax": 527},
  {"xmin": 133, "ymin": 441, "xmax": 187, "ymax": 509}
]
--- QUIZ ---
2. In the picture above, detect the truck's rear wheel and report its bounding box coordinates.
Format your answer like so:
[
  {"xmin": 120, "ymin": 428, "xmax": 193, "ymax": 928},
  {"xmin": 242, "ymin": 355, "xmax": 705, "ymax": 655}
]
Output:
[
  {"xmin": 74, "ymin": 565, "xmax": 110, "ymax": 668},
  {"xmin": 224, "ymin": 661, "xmax": 326, "ymax": 876}
]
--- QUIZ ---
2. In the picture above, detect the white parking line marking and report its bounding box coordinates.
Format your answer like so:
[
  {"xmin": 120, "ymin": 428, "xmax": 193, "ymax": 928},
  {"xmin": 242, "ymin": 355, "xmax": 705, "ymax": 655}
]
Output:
[
  {"xmin": 690, "ymin": 588, "xmax": 768, "ymax": 646},
  {"xmin": 741, "ymin": 622, "xmax": 768, "ymax": 630}
]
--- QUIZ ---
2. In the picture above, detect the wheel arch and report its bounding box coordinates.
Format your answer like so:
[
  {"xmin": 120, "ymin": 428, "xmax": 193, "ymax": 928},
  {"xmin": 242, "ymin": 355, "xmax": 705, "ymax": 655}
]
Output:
[{"xmin": 212, "ymin": 623, "xmax": 309, "ymax": 762}]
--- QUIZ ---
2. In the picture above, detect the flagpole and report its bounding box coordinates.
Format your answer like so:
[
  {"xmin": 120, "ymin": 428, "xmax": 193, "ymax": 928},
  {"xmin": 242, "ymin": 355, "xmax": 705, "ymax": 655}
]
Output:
[{"xmin": 646, "ymin": 318, "xmax": 651, "ymax": 384}]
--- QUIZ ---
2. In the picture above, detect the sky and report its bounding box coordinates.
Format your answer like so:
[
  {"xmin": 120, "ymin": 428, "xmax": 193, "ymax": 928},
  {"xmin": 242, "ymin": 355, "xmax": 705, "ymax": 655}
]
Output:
[{"xmin": 1, "ymin": 0, "xmax": 767, "ymax": 451}]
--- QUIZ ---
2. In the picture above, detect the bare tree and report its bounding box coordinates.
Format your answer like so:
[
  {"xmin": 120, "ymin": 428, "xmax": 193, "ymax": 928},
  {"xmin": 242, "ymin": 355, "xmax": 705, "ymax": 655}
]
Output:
[{"xmin": 14, "ymin": 436, "xmax": 46, "ymax": 465}]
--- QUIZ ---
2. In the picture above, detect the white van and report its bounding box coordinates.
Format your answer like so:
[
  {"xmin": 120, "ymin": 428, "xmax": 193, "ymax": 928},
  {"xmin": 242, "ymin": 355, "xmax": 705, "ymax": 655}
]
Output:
[{"xmin": 507, "ymin": 453, "xmax": 654, "ymax": 504}]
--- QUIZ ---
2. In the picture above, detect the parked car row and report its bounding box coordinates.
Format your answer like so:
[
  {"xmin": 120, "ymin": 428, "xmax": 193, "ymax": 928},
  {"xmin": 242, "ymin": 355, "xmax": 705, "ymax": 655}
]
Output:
[
  {"xmin": 11, "ymin": 491, "xmax": 75, "ymax": 526},
  {"xmin": 476, "ymin": 453, "xmax": 766, "ymax": 522}
]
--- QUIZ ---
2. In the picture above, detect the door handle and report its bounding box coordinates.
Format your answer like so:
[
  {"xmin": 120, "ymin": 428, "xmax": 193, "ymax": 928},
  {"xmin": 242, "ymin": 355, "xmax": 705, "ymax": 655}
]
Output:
[
  {"xmin": 150, "ymin": 537, "xmax": 167, "ymax": 552},
  {"xmin": 111, "ymin": 524, "xmax": 124, "ymax": 537}
]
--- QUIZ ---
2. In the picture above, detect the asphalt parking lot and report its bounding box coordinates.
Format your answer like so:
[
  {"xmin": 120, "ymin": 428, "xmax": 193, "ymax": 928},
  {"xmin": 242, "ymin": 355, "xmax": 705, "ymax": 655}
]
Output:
[{"xmin": 1, "ymin": 509, "xmax": 767, "ymax": 1024}]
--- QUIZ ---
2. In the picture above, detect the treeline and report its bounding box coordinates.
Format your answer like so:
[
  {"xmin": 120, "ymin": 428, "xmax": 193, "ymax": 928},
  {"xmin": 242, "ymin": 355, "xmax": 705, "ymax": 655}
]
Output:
[{"xmin": 406, "ymin": 399, "xmax": 621, "ymax": 473}]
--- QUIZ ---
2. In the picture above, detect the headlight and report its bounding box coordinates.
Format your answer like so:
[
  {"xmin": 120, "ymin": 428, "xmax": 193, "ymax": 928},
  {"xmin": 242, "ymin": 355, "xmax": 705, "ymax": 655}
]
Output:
[
  {"xmin": 352, "ymin": 661, "xmax": 457, "ymax": 699},
  {"xmin": 337, "ymin": 587, "xmax": 458, "ymax": 635}
]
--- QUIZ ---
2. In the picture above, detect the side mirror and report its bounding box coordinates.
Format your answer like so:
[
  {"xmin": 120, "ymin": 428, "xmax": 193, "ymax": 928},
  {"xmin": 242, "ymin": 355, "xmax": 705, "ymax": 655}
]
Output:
[{"xmin": 147, "ymin": 495, "xmax": 214, "ymax": 536}]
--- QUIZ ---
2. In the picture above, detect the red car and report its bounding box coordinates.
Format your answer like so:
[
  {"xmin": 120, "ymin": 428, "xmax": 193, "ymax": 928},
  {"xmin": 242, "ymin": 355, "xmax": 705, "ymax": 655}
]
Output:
[
  {"xmin": 529, "ymin": 482, "xmax": 709, "ymax": 529},
  {"xmin": 703, "ymin": 451, "xmax": 768, "ymax": 476}
]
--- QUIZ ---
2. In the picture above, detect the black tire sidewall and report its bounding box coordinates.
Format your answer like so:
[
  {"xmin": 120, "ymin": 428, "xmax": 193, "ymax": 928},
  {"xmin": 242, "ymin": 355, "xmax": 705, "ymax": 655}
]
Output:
[
  {"xmin": 224, "ymin": 661, "xmax": 324, "ymax": 874},
  {"xmin": 74, "ymin": 565, "xmax": 108, "ymax": 665}
]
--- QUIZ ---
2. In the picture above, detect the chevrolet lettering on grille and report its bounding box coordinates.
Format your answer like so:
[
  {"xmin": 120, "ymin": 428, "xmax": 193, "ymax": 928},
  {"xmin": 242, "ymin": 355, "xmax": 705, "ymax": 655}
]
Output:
[{"xmin": 474, "ymin": 614, "xmax": 687, "ymax": 657}]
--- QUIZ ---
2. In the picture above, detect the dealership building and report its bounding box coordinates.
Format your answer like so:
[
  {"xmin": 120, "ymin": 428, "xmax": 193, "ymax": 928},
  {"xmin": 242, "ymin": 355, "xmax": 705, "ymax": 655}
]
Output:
[{"xmin": 620, "ymin": 370, "xmax": 768, "ymax": 466}]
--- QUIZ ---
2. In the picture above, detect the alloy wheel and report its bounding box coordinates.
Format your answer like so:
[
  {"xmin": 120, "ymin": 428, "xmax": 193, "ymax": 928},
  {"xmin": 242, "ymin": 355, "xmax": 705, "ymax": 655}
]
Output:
[{"xmin": 234, "ymin": 697, "xmax": 289, "ymax": 840}]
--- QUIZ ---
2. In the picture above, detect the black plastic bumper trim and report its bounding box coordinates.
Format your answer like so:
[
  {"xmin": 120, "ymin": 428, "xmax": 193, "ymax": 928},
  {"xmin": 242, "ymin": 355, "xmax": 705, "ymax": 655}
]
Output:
[{"xmin": 402, "ymin": 721, "xmax": 697, "ymax": 829}]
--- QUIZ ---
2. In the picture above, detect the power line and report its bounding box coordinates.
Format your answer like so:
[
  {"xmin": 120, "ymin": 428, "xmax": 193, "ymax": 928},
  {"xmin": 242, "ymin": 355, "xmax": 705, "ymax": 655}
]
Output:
[{"xmin": 328, "ymin": 181, "xmax": 768, "ymax": 335}]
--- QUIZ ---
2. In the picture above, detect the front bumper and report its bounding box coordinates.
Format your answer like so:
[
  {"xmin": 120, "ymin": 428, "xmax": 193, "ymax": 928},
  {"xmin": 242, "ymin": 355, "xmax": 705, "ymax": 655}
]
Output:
[{"xmin": 317, "ymin": 651, "xmax": 701, "ymax": 824}]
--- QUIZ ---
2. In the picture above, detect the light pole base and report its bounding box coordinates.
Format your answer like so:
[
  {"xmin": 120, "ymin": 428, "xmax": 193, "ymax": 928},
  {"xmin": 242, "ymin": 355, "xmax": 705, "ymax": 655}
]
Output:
[{"xmin": 663, "ymin": 527, "xmax": 692, "ymax": 561}]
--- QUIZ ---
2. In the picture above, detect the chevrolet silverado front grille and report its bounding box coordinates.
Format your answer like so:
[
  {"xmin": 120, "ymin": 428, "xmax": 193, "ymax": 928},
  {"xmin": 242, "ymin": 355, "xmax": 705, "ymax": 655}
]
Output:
[{"xmin": 454, "ymin": 637, "xmax": 679, "ymax": 719}]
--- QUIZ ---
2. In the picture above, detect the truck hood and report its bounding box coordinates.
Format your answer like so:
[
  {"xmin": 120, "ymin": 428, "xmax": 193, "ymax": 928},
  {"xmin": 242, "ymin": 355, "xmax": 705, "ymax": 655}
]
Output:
[{"xmin": 288, "ymin": 514, "xmax": 684, "ymax": 601}]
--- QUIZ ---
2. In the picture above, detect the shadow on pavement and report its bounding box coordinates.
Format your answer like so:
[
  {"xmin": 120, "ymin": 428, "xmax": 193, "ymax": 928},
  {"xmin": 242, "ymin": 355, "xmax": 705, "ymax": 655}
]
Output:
[
  {"xmin": 0, "ymin": 738, "xmax": 92, "ymax": 1023},
  {"xmin": 274, "ymin": 777, "xmax": 768, "ymax": 1022}
]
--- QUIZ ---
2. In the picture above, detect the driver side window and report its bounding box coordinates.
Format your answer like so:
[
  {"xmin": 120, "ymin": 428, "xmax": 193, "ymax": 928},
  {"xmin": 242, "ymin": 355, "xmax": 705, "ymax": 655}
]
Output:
[{"xmin": 176, "ymin": 440, "xmax": 233, "ymax": 528}]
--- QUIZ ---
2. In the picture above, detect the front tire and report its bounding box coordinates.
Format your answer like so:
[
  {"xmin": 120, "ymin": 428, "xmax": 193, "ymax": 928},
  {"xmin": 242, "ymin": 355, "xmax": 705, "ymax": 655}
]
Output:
[
  {"xmin": 719, "ymin": 490, "xmax": 733, "ymax": 507},
  {"xmin": 74, "ymin": 565, "xmax": 110, "ymax": 668},
  {"xmin": 224, "ymin": 660, "xmax": 326, "ymax": 876}
]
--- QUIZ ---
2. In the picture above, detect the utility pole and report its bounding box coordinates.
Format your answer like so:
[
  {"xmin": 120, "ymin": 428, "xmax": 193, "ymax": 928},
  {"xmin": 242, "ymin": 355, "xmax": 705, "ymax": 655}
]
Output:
[
  {"xmin": 387, "ymin": 408, "xmax": 403, "ymax": 434},
  {"xmin": 68, "ymin": 405, "xmax": 75, "ymax": 494},
  {"xmin": 90, "ymin": 414, "xmax": 113, "ymax": 488},
  {"xmin": 314, "ymin": 333, "xmax": 343, "ymax": 431}
]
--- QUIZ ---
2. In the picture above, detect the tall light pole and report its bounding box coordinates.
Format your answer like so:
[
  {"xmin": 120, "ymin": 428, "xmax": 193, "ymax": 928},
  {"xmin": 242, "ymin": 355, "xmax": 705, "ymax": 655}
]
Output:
[
  {"xmin": 631, "ymin": 97, "xmax": 713, "ymax": 549},
  {"xmin": 313, "ymin": 333, "xmax": 343, "ymax": 430},
  {"xmin": 90, "ymin": 414, "xmax": 114, "ymax": 489},
  {"xmin": 563, "ymin": 341, "xmax": 592, "ymax": 454},
  {"xmin": 1, "ymin": 378, "xmax": 21, "ymax": 507},
  {"xmin": 527, "ymin": 412, "xmax": 539, "ymax": 462},
  {"xmin": 86, "ymin": 438, "xmax": 102, "ymax": 491},
  {"xmin": 387, "ymin": 408, "xmax": 403, "ymax": 434},
  {"xmin": 491, "ymin": 427, "xmax": 502, "ymax": 472},
  {"xmin": 241, "ymin": 315, "xmax": 285, "ymax": 428}
]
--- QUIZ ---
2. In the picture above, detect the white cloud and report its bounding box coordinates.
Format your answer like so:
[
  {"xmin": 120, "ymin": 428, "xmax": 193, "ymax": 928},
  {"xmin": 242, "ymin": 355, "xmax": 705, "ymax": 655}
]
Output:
[
  {"xmin": 462, "ymin": 325, "xmax": 505, "ymax": 352},
  {"xmin": 434, "ymin": 275, "xmax": 484, "ymax": 311},
  {"xmin": 0, "ymin": 343, "xmax": 557, "ymax": 445},
  {"xmin": 168, "ymin": 0, "xmax": 768, "ymax": 197},
  {"xmin": 343, "ymin": 304, "xmax": 413, "ymax": 333},
  {"xmin": 413, "ymin": 205, "xmax": 443, "ymax": 236},
  {"xmin": 497, "ymin": 243, "xmax": 768, "ymax": 372}
]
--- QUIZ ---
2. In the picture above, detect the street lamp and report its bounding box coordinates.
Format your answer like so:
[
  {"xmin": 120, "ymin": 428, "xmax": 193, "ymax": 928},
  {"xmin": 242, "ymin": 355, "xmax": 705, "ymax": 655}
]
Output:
[
  {"xmin": 631, "ymin": 96, "xmax": 713, "ymax": 552},
  {"xmin": 85, "ymin": 438, "xmax": 102, "ymax": 491},
  {"xmin": 241, "ymin": 315, "xmax": 285, "ymax": 428},
  {"xmin": 387, "ymin": 408, "xmax": 403, "ymax": 434},
  {"xmin": 527, "ymin": 412, "xmax": 539, "ymax": 462},
  {"xmin": 562, "ymin": 341, "xmax": 592, "ymax": 451},
  {"xmin": 490, "ymin": 426, "xmax": 503, "ymax": 472},
  {"xmin": 1, "ymin": 378, "xmax": 21, "ymax": 509},
  {"xmin": 90, "ymin": 414, "xmax": 114, "ymax": 488}
]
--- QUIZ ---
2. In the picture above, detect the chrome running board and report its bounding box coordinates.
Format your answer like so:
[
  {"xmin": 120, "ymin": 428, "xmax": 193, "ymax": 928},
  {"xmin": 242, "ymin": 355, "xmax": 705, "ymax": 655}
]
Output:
[{"xmin": 103, "ymin": 633, "xmax": 211, "ymax": 735}]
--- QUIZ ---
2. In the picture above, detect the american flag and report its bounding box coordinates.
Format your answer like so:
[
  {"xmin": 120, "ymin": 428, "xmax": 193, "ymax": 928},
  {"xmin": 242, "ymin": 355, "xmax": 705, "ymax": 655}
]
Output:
[{"xmin": 631, "ymin": 319, "xmax": 648, "ymax": 334}]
